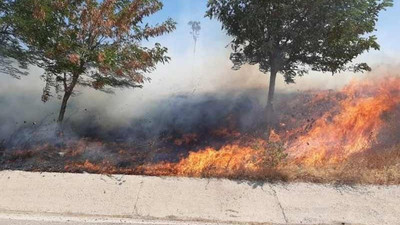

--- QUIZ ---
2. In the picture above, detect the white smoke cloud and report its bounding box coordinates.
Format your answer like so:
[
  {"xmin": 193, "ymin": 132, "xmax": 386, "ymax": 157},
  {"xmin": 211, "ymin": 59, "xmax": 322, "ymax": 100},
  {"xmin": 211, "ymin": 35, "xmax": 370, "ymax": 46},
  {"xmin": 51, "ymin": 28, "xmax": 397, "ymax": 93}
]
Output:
[{"xmin": 1, "ymin": 2, "xmax": 399, "ymax": 139}]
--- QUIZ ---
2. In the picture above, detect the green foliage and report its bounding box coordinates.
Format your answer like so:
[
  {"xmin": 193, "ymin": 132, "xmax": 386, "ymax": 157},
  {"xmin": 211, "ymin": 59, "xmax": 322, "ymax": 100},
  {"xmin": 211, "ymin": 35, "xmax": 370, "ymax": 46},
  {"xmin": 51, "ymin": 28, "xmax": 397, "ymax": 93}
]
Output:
[
  {"xmin": 9, "ymin": 0, "xmax": 176, "ymax": 101},
  {"xmin": 0, "ymin": 0, "xmax": 29, "ymax": 78},
  {"xmin": 207, "ymin": 0, "xmax": 393, "ymax": 83}
]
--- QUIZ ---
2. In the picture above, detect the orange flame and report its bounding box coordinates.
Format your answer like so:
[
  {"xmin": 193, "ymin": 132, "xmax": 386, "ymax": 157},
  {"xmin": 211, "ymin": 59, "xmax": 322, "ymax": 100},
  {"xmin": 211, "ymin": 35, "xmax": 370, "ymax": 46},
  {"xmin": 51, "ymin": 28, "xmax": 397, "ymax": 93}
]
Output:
[
  {"xmin": 288, "ymin": 76, "xmax": 400, "ymax": 165},
  {"xmin": 9, "ymin": 75, "xmax": 399, "ymax": 183},
  {"xmin": 142, "ymin": 139, "xmax": 270, "ymax": 177},
  {"xmin": 174, "ymin": 144, "xmax": 263, "ymax": 176},
  {"xmin": 145, "ymin": 76, "xmax": 400, "ymax": 176}
]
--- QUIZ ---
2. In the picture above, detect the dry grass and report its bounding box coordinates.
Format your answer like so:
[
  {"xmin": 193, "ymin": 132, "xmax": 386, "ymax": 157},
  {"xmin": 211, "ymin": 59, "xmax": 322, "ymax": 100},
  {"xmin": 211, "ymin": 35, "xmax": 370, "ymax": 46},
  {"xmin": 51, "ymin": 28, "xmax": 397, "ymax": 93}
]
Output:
[
  {"xmin": 2, "ymin": 140, "xmax": 399, "ymax": 185},
  {"xmin": 170, "ymin": 144, "xmax": 400, "ymax": 185},
  {"xmin": 274, "ymin": 145, "xmax": 400, "ymax": 185}
]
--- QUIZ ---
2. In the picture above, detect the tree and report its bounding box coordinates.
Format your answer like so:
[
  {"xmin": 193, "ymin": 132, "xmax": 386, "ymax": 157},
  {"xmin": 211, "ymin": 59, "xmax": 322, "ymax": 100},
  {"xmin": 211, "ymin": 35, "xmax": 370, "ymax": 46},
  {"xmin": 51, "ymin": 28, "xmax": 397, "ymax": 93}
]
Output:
[
  {"xmin": 188, "ymin": 21, "xmax": 201, "ymax": 54},
  {"xmin": 206, "ymin": 0, "xmax": 393, "ymax": 137},
  {"xmin": 10, "ymin": 0, "xmax": 176, "ymax": 122},
  {"xmin": 0, "ymin": 0, "xmax": 28, "ymax": 78}
]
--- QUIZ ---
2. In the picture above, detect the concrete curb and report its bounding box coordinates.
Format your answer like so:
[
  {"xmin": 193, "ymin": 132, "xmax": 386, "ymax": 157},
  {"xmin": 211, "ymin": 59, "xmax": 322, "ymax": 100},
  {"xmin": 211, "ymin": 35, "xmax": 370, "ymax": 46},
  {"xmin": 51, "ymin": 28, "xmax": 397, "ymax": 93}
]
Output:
[{"xmin": 0, "ymin": 171, "xmax": 399, "ymax": 225}]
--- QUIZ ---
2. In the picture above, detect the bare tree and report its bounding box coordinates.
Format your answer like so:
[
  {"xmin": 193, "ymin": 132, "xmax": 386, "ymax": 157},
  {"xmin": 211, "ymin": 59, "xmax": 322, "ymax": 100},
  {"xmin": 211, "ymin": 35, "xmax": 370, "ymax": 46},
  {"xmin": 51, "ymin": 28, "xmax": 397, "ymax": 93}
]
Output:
[{"xmin": 188, "ymin": 21, "xmax": 201, "ymax": 54}]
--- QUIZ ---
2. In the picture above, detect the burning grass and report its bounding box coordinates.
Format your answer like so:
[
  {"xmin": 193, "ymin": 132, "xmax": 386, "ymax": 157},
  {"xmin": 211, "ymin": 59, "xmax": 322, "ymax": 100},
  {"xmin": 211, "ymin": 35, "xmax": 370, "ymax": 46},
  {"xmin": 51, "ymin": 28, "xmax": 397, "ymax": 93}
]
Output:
[
  {"xmin": 139, "ymin": 140, "xmax": 287, "ymax": 179},
  {"xmin": 287, "ymin": 76, "xmax": 400, "ymax": 165},
  {"xmin": 1, "ymin": 75, "xmax": 399, "ymax": 185},
  {"xmin": 281, "ymin": 144, "xmax": 400, "ymax": 185}
]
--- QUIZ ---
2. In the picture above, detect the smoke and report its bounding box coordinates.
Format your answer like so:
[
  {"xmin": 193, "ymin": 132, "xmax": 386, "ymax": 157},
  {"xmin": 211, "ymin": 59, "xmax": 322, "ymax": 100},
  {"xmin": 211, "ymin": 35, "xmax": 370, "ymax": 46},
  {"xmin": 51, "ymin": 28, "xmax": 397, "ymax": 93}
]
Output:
[
  {"xmin": 1, "ymin": 51, "xmax": 399, "ymax": 147},
  {"xmin": 1, "ymin": 6, "xmax": 399, "ymax": 148}
]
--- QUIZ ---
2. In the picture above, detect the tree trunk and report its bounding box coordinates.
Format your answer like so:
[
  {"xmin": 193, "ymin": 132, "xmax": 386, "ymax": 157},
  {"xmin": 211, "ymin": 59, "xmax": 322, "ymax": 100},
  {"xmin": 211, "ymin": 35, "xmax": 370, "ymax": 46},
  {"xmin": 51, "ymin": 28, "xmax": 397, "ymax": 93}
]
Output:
[
  {"xmin": 57, "ymin": 74, "xmax": 79, "ymax": 123},
  {"xmin": 57, "ymin": 91, "xmax": 72, "ymax": 122},
  {"xmin": 265, "ymin": 65, "xmax": 278, "ymax": 140}
]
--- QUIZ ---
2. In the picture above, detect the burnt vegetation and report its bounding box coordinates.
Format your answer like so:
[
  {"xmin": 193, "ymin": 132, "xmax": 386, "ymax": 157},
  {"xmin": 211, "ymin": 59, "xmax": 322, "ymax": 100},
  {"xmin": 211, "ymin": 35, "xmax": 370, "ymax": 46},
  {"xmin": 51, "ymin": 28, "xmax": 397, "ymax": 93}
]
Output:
[
  {"xmin": 1, "ymin": 77, "xmax": 400, "ymax": 185},
  {"xmin": 0, "ymin": 0, "xmax": 399, "ymax": 185}
]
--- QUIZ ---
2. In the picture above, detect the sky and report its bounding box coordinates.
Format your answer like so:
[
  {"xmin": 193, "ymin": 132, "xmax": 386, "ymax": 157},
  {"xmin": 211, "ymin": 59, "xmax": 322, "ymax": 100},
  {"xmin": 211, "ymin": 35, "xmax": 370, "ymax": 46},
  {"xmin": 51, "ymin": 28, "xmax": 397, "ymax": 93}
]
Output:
[
  {"xmin": 151, "ymin": 0, "xmax": 400, "ymax": 54},
  {"xmin": 141, "ymin": 0, "xmax": 400, "ymax": 94},
  {"xmin": 1, "ymin": 0, "xmax": 400, "ymax": 133},
  {"xmin": 149, "ymin": 0, "xmax": 400, "ymax": 59}
]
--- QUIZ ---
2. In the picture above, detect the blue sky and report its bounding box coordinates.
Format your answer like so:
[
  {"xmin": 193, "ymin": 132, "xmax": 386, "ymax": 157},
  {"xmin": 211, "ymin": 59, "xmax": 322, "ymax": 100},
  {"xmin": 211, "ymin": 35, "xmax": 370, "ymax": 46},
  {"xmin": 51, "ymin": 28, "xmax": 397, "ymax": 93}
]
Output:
[
  {"xmin": 374, "ymin": 1, "xmax": 400, "ymax": 53},
  {"xmin": 143, "ymin": 0, "xmax": 400, "ymax": 63},
  {"xmin": 135, "ymin": 0, "xmax": 400, "ymax": 95},
  {"xmin": 145, "ymin": 1, "xmax": 229, "ymax": 56}
]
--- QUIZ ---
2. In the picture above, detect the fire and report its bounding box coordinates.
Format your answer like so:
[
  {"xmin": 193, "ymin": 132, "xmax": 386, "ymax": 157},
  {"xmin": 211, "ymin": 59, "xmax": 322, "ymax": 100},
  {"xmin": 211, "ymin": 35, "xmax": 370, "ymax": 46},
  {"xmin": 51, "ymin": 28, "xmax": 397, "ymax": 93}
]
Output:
[
  {"xmin": 141, "ymin": 136, "xmax": 291, "ymax": 178},
  {"xmin": 3, "ymin": 75, "xmax": 399, "ymax": 184},
  {"xmin": 144, "ymin": 76, "xmax": 400, "ymax": 176},
  {"xmin": 65, "ymin": 160, "xmax": 137, "ymax": 174},
  {"xmin": 142, "ymin": 140, "xmax": 266, "ymax": 177},
  {"xmin": 288, "ymin": 76, "xmax": 400, "ymax": 165},
  {"xmin": 173, "ymin": 144, "xmax": 263, "ymax": 176}
]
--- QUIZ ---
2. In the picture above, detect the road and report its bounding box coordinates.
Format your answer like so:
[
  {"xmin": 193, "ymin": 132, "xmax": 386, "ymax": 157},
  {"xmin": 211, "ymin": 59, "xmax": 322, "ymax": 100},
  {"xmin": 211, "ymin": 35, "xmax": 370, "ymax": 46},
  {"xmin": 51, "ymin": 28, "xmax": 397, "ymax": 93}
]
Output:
[
  {"xmin": 0, "ymin": 213, "xmax": 228, "ymax": 225},
  {"xmin": 0, "ymin": 218, "xmax": 222, "ymax": 225},
  {"xmin": 1, "ymin": 171, "xmax": 399, "ymax": 225},
  {"xmin": 0, "ymin": 219, "xmax": 179, "ymax": 225}
]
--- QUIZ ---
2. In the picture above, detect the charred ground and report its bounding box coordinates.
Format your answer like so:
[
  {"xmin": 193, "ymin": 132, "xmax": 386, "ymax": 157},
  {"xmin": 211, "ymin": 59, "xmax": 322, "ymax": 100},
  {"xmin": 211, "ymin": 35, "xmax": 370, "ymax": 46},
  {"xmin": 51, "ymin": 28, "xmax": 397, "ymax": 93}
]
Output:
[{"xmin": 1, "ymin": 76, "xmax": 399, "ymax": 185}]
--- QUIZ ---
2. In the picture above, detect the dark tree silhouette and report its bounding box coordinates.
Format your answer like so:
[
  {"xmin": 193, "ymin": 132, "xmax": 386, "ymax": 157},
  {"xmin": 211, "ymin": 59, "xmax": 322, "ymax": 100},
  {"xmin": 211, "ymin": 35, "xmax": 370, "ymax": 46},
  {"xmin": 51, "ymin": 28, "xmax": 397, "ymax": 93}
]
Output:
[{"xmin": 207, "ymin": 0, "xmax": 393, "ymax": 138}]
